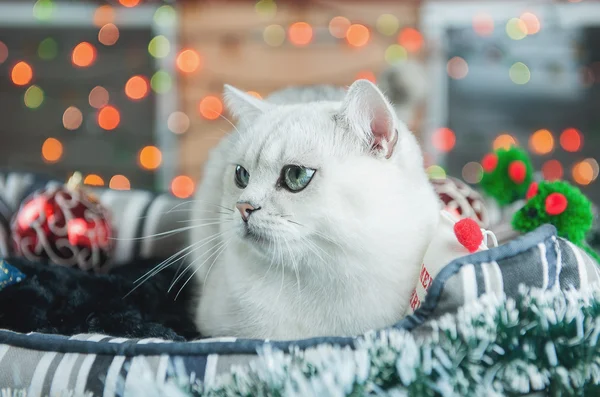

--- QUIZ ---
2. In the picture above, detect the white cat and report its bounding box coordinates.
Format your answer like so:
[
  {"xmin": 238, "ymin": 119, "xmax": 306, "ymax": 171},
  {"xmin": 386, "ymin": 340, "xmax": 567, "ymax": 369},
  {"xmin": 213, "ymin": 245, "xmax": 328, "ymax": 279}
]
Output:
[{"xmin": 189, "ymin": 79, "xmax": 439, "ymax": 340}]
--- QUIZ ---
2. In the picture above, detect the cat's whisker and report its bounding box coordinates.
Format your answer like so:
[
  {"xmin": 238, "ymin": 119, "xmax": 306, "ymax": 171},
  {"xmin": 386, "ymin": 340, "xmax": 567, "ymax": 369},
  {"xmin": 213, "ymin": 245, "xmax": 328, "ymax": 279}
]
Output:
[
  {"xmin": 216, "ymin": 112, "xmax": 242, "ymax": 136},
  {"xmin": 169, "ymin": 238, "xmax": 227, "ymax": 293},
  {"xmin": 283, "ymin": 237, "xmax": 301, "ymax": 295},
  {"xmin": 110, "ymin": 221, "xmax": 231, "ymax": 242},
  {"xmin": 167, "ymin": 199, "xmax": 234, "ymax": 214},
  {"xmin": 177, "ymin": 217, "xmax": 232, "ymax": 223}
]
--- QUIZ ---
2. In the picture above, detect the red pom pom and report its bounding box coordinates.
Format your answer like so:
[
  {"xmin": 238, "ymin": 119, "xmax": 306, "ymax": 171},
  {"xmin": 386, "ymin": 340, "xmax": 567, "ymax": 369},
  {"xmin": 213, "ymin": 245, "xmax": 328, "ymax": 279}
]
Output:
[
  {"xmin": 526, "ymin": 182, "xmax": 538, "ymax": 200},
  {"xmin": 481, "ymin": 153, "xmax": 498, "ymax": 173},
  {"xmin": 508, "ymin": 160, "xmax": 527, "ymax": 184},
  {"xmin": 545, "ymin": 192, "xmax": 568, "ymax": 216},
  {"xmin": 453, "ymin": 218, "xmax": 484, "ymax": 253}
]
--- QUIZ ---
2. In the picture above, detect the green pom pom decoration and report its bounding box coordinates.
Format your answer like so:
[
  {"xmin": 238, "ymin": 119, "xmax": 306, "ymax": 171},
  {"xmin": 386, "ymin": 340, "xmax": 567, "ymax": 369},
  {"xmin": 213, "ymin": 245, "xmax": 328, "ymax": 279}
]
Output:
[
  {"xmin": 479, "ymin": 146, "xmax": 534, "ymax": 206},
  {"xmin": 512, "ymin": 180, "xmax": 599, "ymax": 261}
]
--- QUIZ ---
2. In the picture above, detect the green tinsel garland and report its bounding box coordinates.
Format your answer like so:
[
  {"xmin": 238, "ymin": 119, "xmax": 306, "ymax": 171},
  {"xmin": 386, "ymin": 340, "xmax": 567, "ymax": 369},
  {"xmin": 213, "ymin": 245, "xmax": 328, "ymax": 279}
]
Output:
[{"xmin": 152, "ymin": 284, "xmax": 600, "ymax": 397}]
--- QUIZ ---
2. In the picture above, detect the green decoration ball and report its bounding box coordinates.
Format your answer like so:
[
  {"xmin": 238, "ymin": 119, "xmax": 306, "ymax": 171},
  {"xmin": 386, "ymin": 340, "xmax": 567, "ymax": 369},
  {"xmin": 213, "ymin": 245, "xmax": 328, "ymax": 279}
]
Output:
[{"xmin": 479, "ymin": 146, "xmax": 534, "ymax": 206}]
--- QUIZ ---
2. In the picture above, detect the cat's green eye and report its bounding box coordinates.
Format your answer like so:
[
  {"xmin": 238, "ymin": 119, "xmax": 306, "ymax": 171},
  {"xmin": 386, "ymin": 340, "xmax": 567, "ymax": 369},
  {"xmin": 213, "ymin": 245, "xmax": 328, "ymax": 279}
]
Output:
[
  {"xmin": 234, "ymin": 165, "xmax": 250, "ymax": 189},
  {"xmin": 282, "ymin": 165, "xmax": 316, "ymax": 192}
]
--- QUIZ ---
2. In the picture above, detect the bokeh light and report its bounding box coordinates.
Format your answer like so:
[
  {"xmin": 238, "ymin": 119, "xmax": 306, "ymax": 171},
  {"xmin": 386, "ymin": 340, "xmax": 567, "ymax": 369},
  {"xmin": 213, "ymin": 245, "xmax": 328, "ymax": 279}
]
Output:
[
  {"xmin": 41, "ymin": 138, "xmax": 63, "ymax": 163},
  {"xmin": 432, "ymin": 128, "xmax": 456, "ymax": 152},
  {"xmin": 288, "ymin": 22, "xmax": 313, "ymax": 47},
  {"xmin": 473, "ymin": 13, "xmax": 494, "ymax": 37},
  {"xmin": 346, "ymin": 24, "xmax": 370, "ymax": 47},
  {"xmin": 493, "ymin": 134, "xmax": 518, "ymax": 150},
  {"xmin": 24, "ymin": 85, "xmax": 44, "ymax": 109},
  {"xmin": 447, "ymin": 57, "xmax": 468, "ymax": 79},
  {"xmin": 33, "ymin": 0, "xmax": 54, "ymax": 21},
  {"xmin": 98, "ymin": 23, "xmax": 119, "ymax": 46},
  {"xmin": 171, "ymin": 175, "xmax": 195, "ymax": 198},
  {"xmin": 97, "ymin": 105, "xmax": 120, "ymax": 130},
  {"xmin": 542, "ymin": 160, "xmax": 563, "ymax": 181},
  {"xmin": 88, "ymin": 86, "xmax": 109, "ymax": 109},
  {"xmin": 398, "ymin": 28, "xmax": 423, "ymax": 53},
  {"xmin": 148, "ymin": 36, "xmax": 170, "ymax": 58},
  {"xmin": 71, "ymin": 42, "xmax": 96, "ymax": 68},
  {"xmin": 509, "ymin": 62, "xmax": 531, "ymax": 84},
  {"xmin": 506, "ymin": 18, "xmax": 528, "ymax": 40},
  {"xmin": 247, "ymin": 91, "xmax": 262, "ymax": 99},
  {"xmin": 125, "ymin": 75, "xmax": 149, "ymax": 100},
  {"xmin": 255, "ymin": 0, "xmax": 277, "ymax": 18},
  {"xmin": 376, "ymin": 14, "xmax": 399, "ymax": 36},
  {"xmin": 560, "ymin": 128, "xmax": 582, "ymax": 152},
  {"xmin": 0, "ymin": 41, "xmax": 7, "ymax": 64},
  {"xmin": 585, "ymin": 158, "xmax": 600, "ymax": 180},
  {"xmin": 84, "ymin": 174, "xmax": 104, "ymax": 186},
  {"xmin": 573, "ymin": 161, "xmax": 595, "ymax": 186},
  {"xmin": 62, "ymin": 106, "xmax": 83, "ymax": 130},
  {"xmin": 199, "ymin": 96, "xmax": 223, "ymax": 120},
  {"xmin": 168, "ymin": 111, "xmax": 190, "ymax": 134},
  {"xmin": 93, "ymin": 5, "xmax": 114, "ymax": 27},
  {"xmin": 426, "ymin": 165, "xmax": 446, "ymax": 180},
  {"xmin": 329, "ymin": 16, "xmax": 350, "ymax": 39},
  {"xmin": 118, "ymin": 0, "xmax": 140, "ymax": 7},
  {"xmin": 529, "ymin": 129, "xmax": 554, "ymax": 155},
  {"xmin": 462, "ymin": 162, "xmax": 484, "ymax": 184},
  {"xmin": 154, "ymin": 5, "xmax": 176, "ymax": 27},
  {"xmin": 150, "ymin": 70, "xmax": 172, "ymax": 93},
  {"xmin": 11, "ymin": 62, "xmax": 33, "ymax": 86},
  {"xmin": 38, "ymin": 38, "xmax": 58, "ymax": 60},
  {"xmin": 355, "ymin": 71, "xmax": 376, "ymax": 83},
  {"xmin": 263, "ymin": 25, "xmax": 286, "ymax": 47},
  {"xmin": 176, "ymin": 49, "xmax": 202, "ymax": 74},
  {"xmin": 520, "ymin": 12, "xmax": 540, "ymax": 35},
  {"xmin": 109, "ymin": 175, "xmax": 131, "ymax": 190},
  {"xmin": 138, "ymin": 146, "xmax": 162, "ymax": 170},
  {"xmin": 385, "ymin": 44, "xmax": 407, "ymax": 64}
]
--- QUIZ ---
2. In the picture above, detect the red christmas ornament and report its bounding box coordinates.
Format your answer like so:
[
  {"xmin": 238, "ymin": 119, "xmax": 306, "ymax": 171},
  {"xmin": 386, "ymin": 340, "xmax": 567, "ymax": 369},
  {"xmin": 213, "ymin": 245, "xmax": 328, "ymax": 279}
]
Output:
[
  {"xmin": 481, "ymin": 153, "xmax": 498, "ymax": 173},
  {"xmin": 526, "ymin": 182, "xmax": 539, "ymax": 200},
  {"xmin": 508, "ymin": 160, "xmax": 527, "ymax": 184},
  {"xmin": 431, "ymin": 176, "xmax": 489, "ymax": 227},
  {"xmin": 545, "ymin": 192, "xmax": 568, "ymax": 216},
  {"xmin": 453, "ymin": 218, "xmax": 483, "ymax": 253},
  {"xmin": 11, "ymin": 172, "xmax": 114, "ymax": 273}
]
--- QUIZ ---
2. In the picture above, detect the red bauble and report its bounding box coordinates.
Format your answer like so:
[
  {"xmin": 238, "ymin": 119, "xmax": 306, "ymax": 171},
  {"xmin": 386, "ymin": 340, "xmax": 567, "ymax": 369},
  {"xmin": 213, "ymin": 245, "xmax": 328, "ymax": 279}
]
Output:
[
  {"xmin": 508, "ymin": 160, "xmax": 527, "ymax": 184},
  {"xmin": 545, "ymin": 192, "xmax": 568, "ymax": 216},
  {"xmin": 10, "ymin": 181, "xmax": 114, "ymax": 273},
  {"xmin": 453, "ymin": 218, "xmax": 483, "ymax": 253},
  {"xmin": 526, "ymin": 182, "xmax": 539, "ymax": 200},
  {"xmin": 481, "ymin": 153, "xmax": 498, "ymax": 173},
  {"xmin": 431, "ymin": 176, "xmax": 490, "ymax": 227}
]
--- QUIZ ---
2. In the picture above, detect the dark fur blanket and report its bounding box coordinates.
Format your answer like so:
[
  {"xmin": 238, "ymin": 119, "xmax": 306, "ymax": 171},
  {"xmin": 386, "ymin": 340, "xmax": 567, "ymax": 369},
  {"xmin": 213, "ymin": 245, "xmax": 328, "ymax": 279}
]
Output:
[{"xmin": 0, "ymin": 257, "xmax": 200, "ymax": 341}]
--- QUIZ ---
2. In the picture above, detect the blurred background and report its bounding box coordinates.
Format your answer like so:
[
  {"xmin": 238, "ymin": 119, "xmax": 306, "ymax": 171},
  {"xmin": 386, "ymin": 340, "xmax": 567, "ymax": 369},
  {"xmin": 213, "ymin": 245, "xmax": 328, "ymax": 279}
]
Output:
[{"xmin": 0, "ymin": 0, "xmax": 599, "ymax": 204}]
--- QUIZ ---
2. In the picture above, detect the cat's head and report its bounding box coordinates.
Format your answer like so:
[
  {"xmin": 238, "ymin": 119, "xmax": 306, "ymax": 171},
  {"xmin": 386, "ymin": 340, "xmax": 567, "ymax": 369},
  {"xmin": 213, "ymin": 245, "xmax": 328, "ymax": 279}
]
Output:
[{"xmin": 220, "ymin": 80, "xmax": 439, "ymax": 266}]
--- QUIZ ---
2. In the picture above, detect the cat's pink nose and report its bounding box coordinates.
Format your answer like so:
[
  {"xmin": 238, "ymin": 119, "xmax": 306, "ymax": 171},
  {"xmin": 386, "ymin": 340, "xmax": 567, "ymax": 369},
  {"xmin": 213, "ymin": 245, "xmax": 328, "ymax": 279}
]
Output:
[{"xmin": 236, "ymin": 202, "xmax": 260, "ymax": 222}]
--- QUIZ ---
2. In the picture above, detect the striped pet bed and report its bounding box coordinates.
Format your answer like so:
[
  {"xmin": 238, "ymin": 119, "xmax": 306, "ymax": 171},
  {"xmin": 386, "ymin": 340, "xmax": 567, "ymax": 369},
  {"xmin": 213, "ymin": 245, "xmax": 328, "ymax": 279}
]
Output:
[{"xmin": 0, "ymin": 171, "xmax": 599, "ymax": 396}]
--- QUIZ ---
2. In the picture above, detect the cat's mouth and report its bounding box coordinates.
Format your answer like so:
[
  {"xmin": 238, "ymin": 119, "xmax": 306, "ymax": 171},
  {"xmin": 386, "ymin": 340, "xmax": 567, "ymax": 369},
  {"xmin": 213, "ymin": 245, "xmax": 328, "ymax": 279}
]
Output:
[{"xmin": 241, "ymin": 224, "xmax": 271, "ymax": 246}]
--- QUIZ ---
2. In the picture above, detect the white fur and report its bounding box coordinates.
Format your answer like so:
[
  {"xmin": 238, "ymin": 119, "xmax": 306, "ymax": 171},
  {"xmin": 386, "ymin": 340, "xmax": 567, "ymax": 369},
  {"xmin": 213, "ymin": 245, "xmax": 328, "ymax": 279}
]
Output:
[{"xmin": 190, "ymin": 80, "xmax": 439, "ymax": 340}]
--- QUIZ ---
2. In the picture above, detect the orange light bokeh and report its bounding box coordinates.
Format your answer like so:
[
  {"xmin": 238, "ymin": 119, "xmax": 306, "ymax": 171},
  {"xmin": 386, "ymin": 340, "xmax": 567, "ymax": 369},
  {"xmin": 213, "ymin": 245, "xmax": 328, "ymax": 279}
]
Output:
[
  {"xmin": 138, "ymin": 146, "xmax": 162, "ymax": 170},
  {"xmin": 199, "ymin": 96, "xmax": 223, "ymax": 120},
  {"xmin": 520, "ymin": 12, "xmax": 541, "ymax": 35},
  {"xmin": 473, "ymin": 13, "xmax": 494, "ymax": 37},
  {"xmin": 542, "ymin": 160, "xmax": 563, "ymax": 181},
  {"xmin": 171, "ymin": 175, "xmax": 195, "ymax": 199},
  {"xmin": 42, "ymin": 138, "xmax": 63, "ymax": 163},
  {"xmin": 529, "ymin": 129, "xmax": 554, "ymax": 155},
  {"xmin": 72, "ymin": 42, "xmax": 96, "ymax": 68},
  {"xmin": 573, "ymin": 161, "xmax": 594, "ymax": 186},
  {"xmin": 88, "ymin": 86, "xmax": 109, "ymax": 109},
  {"xmin": 11, "ymin": 61, "xmax": 33, "ymax": 86},
  {"xmin": 493, "ymin": 134, "xmax": 517, "ymax": 150},
  {"xmin": 432, "ymin": 127, "xmax": 456, "ymax": 152},
  {"xmin": 125, "ymin": 75, "xmax": 149, "ymax": 100},
  {"xmin": 109, "ymin": 175, "xmax": 131, "ymax": 190},
  {"xmin": 355, "ymin": 70, "xmax": 376, "ymax": 83},
  {"xmin": 346, "ymin": 24, "xmax": 370, "ymax": 47},
  {"xmin": 176, "ymin": 49, "xmax": 202, "ymax": 74},
  {"xmin": 62, "ymin": 106, "xmax": 83, "ymax": 130},
  {"xmin": 560, "ymin": 128, "xmax": 582, "ymax": 152},
  {"xmin": 447, "ymin": 57, "xmax": 468, "ymax": 80},
  {"xmin": 288, "ymin": 22, "xmax": 313, "ymax": 47},
  {"xmin": 98, "ymin": 105, "xmax": 120, "ymax": 130},
  {"xmin": 84, "ymin": 174, "xmax": 105, "ymax": 186},
  {"xmin": 118, "ymin": 0, "xmax": 140, "ymax": 7},
  {"xmin": 247, "ymin": 91, "xmax": 262, "ymax": 99},
  {"xmin": 93, "ymin": 5, "xmax": 114, "ymax": 27},
  {"xmin": 398, "ymin": 28, "xmax": 423, "ymax": 53},
  {"xmin": 98, "ymin": 23, "xmax": 119, "ymax": 46},
  {"xmin": 329, "ymin": 16, "xmax": 350, "ymax": 39}
]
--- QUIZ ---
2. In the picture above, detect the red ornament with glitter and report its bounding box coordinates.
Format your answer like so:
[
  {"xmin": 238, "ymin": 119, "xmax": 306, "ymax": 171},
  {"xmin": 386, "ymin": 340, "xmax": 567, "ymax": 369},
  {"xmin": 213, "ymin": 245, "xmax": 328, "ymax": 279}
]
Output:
[{"xmin": 10, "ymin": 172, "xmax": 114, "ymax": 273}]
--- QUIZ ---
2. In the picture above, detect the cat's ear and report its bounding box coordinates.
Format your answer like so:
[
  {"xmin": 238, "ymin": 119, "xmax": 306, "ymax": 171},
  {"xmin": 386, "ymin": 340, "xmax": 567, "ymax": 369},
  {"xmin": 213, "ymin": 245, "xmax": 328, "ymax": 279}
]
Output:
[
  {"xmin": 223, "ymin": 84, "xmax": 272, "ymax": 123},
  {"xmin": 339, "ymin": 79, "xmax": 398, "ymax": 159}
]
